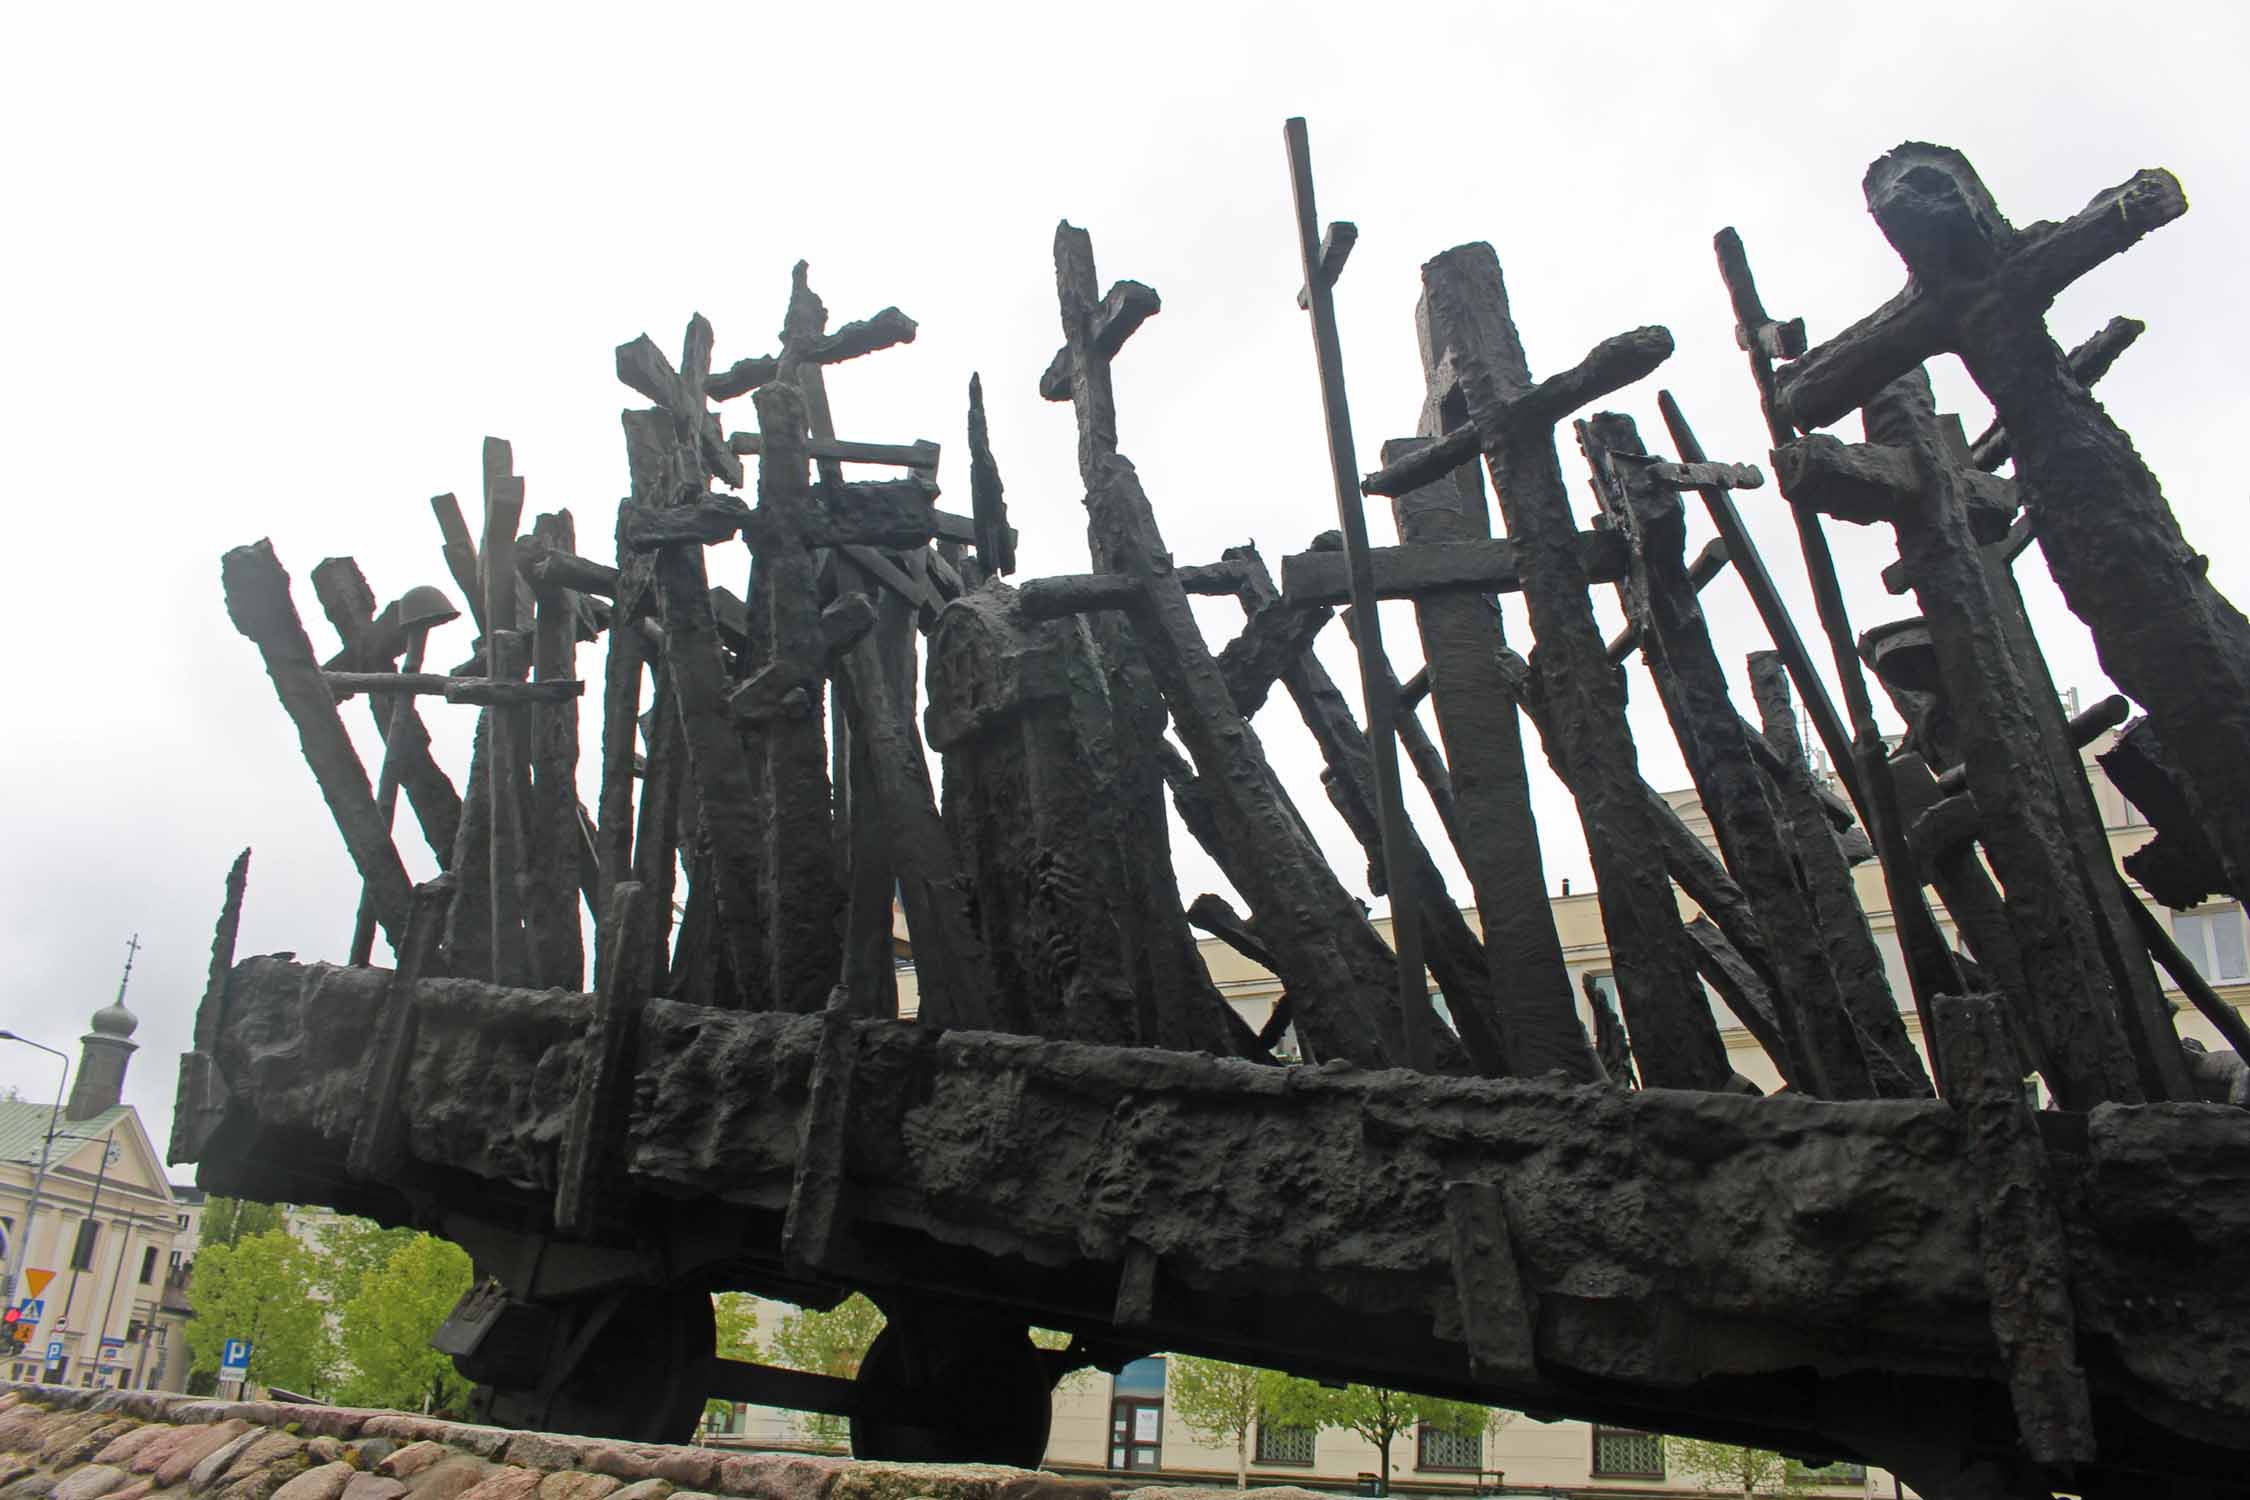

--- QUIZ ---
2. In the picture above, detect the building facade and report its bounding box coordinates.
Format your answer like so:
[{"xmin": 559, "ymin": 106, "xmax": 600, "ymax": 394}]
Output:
[
  {"xmin": 0, "ymin": 996, "xmax": 190, "ymax": 1392},
  {"xmin": 1037, "ymin": 1355, "xmax": 1872, "ymax": 1495}
]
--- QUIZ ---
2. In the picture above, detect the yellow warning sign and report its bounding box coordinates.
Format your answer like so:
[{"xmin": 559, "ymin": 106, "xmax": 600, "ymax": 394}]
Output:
[{"xmin": 22, "ymin": 1270, "xmax": 53, "ymax": 1299}]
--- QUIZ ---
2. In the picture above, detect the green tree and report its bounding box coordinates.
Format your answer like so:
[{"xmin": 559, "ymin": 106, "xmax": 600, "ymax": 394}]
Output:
[
  {"xmin": 331, "ymin": 1234, "xmax": 473, "ymax": 1413},
  {"xmin": 1166, "ymin": 1357, "xmax": 1321, "ymax": 1488},
  {"xmin": 1258, "ymin": 1381, "xmax": 1487, "ymax": 1495},
  {"xmin": 198, "ymin": 1197, "xmax": 286, "ymax": 1252},
  {"xmin": 1666, "ymin": 1437, "xmax": 1815, "ymax": 1498},
  {"xmin": 310, "ymin": 1215, "xmax": 417, "ymax": 1309},
  {"xmin": 704, "ymin": 1292, "xmax": 762, "ymax": 1430},
  {"xmin": 769, "ymin": 1294, "xmax": 886, "ymax": 1445},
  {"xmin": 184, "ymin": 1228, "xmax": 331, "ymax": 1395}
]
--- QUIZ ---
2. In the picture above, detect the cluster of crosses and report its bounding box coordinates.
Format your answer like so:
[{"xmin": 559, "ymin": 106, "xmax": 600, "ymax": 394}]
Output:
[{"xmin": 203, "ymin": 122, "xmax": 2250, "ymax": 1486}]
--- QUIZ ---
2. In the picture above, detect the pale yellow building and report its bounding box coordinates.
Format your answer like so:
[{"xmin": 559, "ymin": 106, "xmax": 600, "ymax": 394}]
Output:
[
  {"xmin": 1034, "ymin": 1356, "xmax": 1871, "ymax": 1495},
  {"xmin": 0, "ymin": 998, "xmax": 190, "ymax": 1392}
]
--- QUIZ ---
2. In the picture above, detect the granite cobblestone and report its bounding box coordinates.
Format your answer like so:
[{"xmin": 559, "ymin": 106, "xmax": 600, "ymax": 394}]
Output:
[{"xmin": 0, "ymin": 1386, "xmax": 1110, "ymax": 1500}]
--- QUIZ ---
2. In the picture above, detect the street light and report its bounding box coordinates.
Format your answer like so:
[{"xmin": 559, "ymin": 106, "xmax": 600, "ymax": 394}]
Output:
[{"xmin": 0, "ymin": 1032, "xmax": 69, "ymax": 1308}]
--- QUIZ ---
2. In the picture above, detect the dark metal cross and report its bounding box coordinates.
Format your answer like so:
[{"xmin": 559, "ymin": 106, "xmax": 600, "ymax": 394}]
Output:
[
  {"xmin": 1581, "ymin": 413, "xmax": 1914, "ymax": 1101},
  {"xmin": 1047, "ymin": 220, "xmax": 1453, "ymax": 1073},
  {"xmin": 1777, "ymin": 144, "xmax": 2250, "ymax": 906},
  {"xmin": 617, "ymin": 315, "xmax": 745, "ymax": 492},
  {"xmin": 1776, "ymin": 371, "xmax": 2191, "ymax": 1107},
  {"xmin": 1282, "ymin": 117, "xmax": 1438, "ymax": 1072},
  {"xmin": 1368, "ymin": 240, "xmax": 1730, "ymax": 1092},
  {"xmin": 1709, "ymin": 229, "xmax": 1967, "ymax": 1037}
]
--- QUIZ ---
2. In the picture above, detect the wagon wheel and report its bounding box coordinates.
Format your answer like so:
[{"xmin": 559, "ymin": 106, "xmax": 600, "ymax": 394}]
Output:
[
  {"xmin": 850, "ymin": 1307, "xmax": 1052, "ymax": 1468},
  {"xmin": 489, "ymin": 1284, "xmax": 716, "ymax": 1445}
]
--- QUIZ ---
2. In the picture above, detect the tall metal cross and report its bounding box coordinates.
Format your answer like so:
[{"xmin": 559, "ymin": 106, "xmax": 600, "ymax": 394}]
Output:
[
  {"xmin": 1282, "ymin": 117, "xmax": 1434, "ymax": 1070},
  {"xmin": 114, "ymin": 934, "xmax": 140, "ymax": 1005},
  {"xmin": 1711, "ymin": 228, "xmax": 1966, "ymax": 1033}
]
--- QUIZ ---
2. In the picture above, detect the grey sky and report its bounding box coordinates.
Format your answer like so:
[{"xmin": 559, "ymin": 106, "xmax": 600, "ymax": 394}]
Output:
[{"xmin": 4, "ymin": 1, "xmax": 2245, "ymax": 1158}]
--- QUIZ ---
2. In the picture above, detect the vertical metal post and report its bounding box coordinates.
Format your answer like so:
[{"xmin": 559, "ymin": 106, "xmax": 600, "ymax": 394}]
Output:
[
  {"xmin": 1283, "ymin": 117, "xmax": 1433, "ymax": 1067},
  {"xmin": 0, "ymin": 1034, "xmax": 68, "ymax": 1308}
]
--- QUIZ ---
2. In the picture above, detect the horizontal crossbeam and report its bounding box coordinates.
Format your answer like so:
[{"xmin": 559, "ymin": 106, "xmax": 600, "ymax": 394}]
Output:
[{"xmin": 1281, "ymin": 532, "xmax": 1628, "ymax": 607}]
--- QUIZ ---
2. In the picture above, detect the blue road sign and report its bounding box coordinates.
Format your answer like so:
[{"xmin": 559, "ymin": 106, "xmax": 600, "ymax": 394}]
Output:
[
  {"xmin": 220, "ymin": 1337, "xmax": 251, "ymax": 1375},
  {"xmin": 15, "ymin": 1300, "xmax": 42, "ymax": 1324},
  {"xmin": 43, "ymin": 1341, "xmax": 61, "ymax": 1363}
]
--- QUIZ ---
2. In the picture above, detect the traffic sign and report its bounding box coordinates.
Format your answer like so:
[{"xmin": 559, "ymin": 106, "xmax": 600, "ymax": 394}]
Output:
[
  {"xmin": 220, "ymin": 1338, "xmax": 251, "ymax": 1377},
  {"xmin": 15, "ymin": 1300, "xmax": 42, "ymax": 1324},
  {"xmin": 43, "ymin": 1341, "xmax": 62, "ymax": 1364},
  {"xmin": 23, "ymin": 1270, "xmax": 52, "ymax": 1299}
]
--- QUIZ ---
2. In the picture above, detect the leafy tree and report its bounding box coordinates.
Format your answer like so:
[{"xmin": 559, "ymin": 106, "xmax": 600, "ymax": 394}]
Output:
[
  {"xmin": 704, "ymin": 1292, "xmax": 762, "ymax": 1429},
  {"xmin": 1165, "ymin": 1357, "xmax": 1321, "ymax": 1488},
  {"xmin": 198, "ymin": 1197, "xmax": 286, "ymax": 1252},
  {"xmin": 769, "ymin": 1293, "xmax": 886, "ymax": 1444},
  {"xmin": 184, "ymin": 1228, "xmax": 331, "ymax": 1395},
  {"xmin": 1666, "ymin": 1438, "xmax": 1815, "ymax": 1498},
  {"xmin": 1258, "ymin": 1381, "xmax": 1487, "ymax": 1495},
  {"xmin": 331, "ymin": 1233, "xmax": 473, "ymax": 1413},
  {"xmin": 1024, "ymin": 1327, "xmax": 1098, "ymax": 1394},
  {"xmin": 309, "ymin": 1215, "xmax": 417, "ymax": 1309},
  {"xmin": 715, "ymin": 1291, "xmax": 762, "ymax": 1359}
]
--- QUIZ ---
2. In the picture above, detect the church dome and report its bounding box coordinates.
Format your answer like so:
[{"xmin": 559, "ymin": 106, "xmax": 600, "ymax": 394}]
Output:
[{"xmin": 89, "ymin": 998, "xmax": 139, "ymax": 1039}]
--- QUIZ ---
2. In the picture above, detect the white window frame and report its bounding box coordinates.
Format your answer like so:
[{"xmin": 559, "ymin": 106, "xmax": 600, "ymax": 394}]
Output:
[{"xmin": 2170, "ymin": 905, "xmax": 2249, "ymax": 986}]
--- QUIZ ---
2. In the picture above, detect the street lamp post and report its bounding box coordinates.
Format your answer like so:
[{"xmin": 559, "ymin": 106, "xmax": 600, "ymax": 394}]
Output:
[{"xmin": 0, "ymin": 1032, "xmax": 70, "ymax": 1308}]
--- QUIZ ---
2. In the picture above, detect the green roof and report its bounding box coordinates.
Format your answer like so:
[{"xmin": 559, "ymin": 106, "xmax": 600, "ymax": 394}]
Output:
[{"xmin": 0, "ymin": 1100, "xmax": 131, "ymax": 1169}]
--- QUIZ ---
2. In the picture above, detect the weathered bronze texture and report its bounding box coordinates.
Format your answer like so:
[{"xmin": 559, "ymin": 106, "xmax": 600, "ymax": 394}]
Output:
[{"xmin": 183, "ymin": 129, "xmax": 2250, "ymax": 1498}]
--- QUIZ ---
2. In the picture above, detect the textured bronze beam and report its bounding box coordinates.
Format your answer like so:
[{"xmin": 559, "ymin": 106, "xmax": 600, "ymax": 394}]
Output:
[
  {"xmin": 222, "ymin": 540, "xmax": 415, "ymax": 951},
  {"xmin": 1281, "ymin": 532, "xmax": 1628, "ymax": 607},
  {"xmin": 1419, "ymin": 242, "xmax": 1724, "ymax": 1091}
]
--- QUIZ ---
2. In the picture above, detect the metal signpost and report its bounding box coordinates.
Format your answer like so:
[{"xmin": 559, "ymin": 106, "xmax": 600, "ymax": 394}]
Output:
[{"xmin": 220, "ymin": 1336, "xmax": 251, "ymax": 1397}]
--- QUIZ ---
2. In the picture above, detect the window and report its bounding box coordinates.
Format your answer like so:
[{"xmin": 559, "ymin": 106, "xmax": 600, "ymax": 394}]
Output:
[
  {"xmin": 168, "ymin": 1251, "xmax": 183, "ymax": 1273},
  {"xmin": 139, "ymin": 1247, "xmax": 158, "ymax": 1284},
  {"xmin": 1256, "ymin": 1423, "xmax": 1316, "ymax": 1465},
  {"xmin": 2171, "ymin": 907, "xmax": 2248, "ymax": 985},
  {"xmin": 176, "ymin": 1214, "xmax": 189, "ymax": 1231},
  {"xmin": 1591, "ymin": 1426, "xmax": 1664, "ymax": 1478},
  {"xmin": 1416, "ymin": 1422, "xmax": 1482, "ymax": 1471},
  {"xmin": 69, "ymin": 1220, "xmax": 99, "ymax": 1271}
]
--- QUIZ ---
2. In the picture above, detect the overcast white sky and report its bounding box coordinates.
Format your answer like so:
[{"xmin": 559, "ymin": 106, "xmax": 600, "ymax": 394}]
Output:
[{"xmin": 4, "ymin": 2, "xmax": 2245, "ymax": 1161}]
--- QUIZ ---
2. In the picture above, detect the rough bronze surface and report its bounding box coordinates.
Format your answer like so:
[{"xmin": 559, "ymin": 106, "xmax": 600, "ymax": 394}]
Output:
[
  {"xmin": 188, "ymin": 956, "xmax": 2250, "ymax": 1494},
  {"xmin": 1415, "ymin": 244, "xmax": 1728, "ymax": 1092},
  {"xmin": 189, "ymin": 129, "xmax": 2250, "ymax": 1496},
  {"xmin": 1380, "ymin": 437, "xmax": 1591, "ymax": 1082},
  {"xmin": 1584, "ymin": 412, "xmax": 1871, "ymax": 1098}
]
